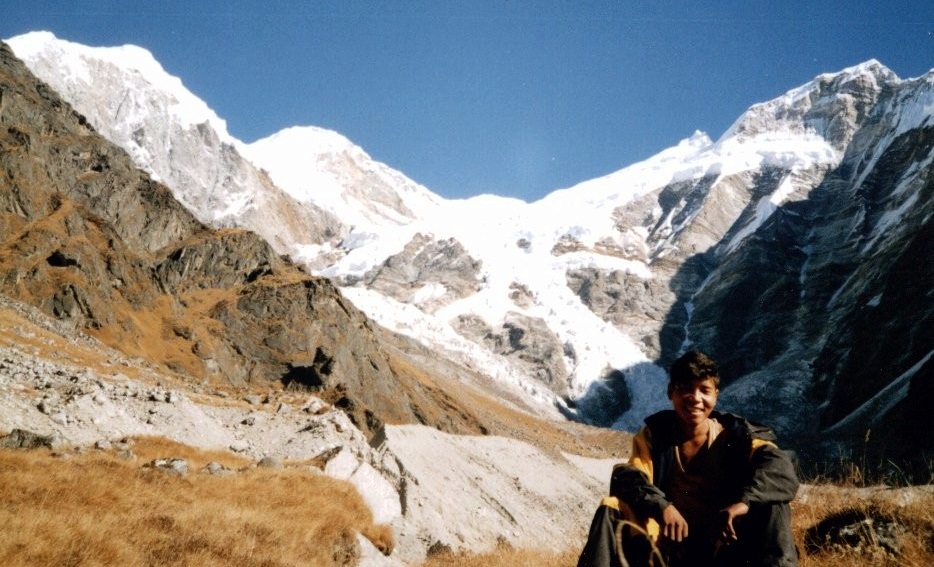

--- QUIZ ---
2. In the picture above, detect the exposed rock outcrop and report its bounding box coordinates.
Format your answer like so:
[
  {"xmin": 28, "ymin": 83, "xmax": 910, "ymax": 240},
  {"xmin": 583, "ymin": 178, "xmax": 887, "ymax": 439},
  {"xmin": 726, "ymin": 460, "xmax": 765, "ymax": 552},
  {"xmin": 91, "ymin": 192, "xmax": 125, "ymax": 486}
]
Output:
[
  {"xmin": 353, "ymin": 233, "xmax": 483, "ymax": 313},
  {"xmin": 451, "ymin": 311, "xmax": 569, "ymax": 396}
]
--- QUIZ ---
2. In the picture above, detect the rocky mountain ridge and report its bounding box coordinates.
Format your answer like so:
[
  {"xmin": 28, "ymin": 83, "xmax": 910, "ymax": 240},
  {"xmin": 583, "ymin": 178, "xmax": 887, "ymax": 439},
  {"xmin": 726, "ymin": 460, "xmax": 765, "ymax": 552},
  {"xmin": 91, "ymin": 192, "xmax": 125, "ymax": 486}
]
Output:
[{"xmin": 4, "ymin": 31, "xmax": 346, "ymax": 257}]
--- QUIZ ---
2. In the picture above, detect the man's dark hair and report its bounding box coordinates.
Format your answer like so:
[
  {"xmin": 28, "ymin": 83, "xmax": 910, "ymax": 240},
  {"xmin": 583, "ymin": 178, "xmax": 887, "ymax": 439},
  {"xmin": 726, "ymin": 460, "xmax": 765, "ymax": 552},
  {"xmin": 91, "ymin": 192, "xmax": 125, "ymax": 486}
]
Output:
[{"xmin": 669, "ymin": 350, "xmax": 720, "ymax": 386}]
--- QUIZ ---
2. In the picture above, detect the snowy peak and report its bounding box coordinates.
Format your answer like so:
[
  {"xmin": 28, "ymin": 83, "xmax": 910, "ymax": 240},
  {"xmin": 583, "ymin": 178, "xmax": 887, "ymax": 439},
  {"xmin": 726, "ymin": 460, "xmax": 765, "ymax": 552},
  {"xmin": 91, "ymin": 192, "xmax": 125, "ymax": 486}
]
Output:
[
  {"xmin": 722, "ymin": 59, "xmax": 898, "ymax": 150},
  {"xmin": 7, "ymin": 29, "xmax": 446, "ymax": 234},
  {"xmin": 250, "ymin": 125, "xmax": 359, "ymax": 154},
  {"xmin": 6, "ymin": 30, "xmax": 348, "ymax": 260},
  {"xmin": 541, "ymin": 131, "xmax": 712, "ymax": 198},
  {"xmin": 8, "ymin": 31, "xmax": 231, "ymax": 141},
  {"xmin": 823, "ymin": 59, "xmax": 898, "ymax": 85},
  {"xmin": 6, "ymin": 30, "xmax": 237, "ymax": 206},
  {"xmin": 240, "ymin": 126, "xmax": 444, "ymax": 230}
]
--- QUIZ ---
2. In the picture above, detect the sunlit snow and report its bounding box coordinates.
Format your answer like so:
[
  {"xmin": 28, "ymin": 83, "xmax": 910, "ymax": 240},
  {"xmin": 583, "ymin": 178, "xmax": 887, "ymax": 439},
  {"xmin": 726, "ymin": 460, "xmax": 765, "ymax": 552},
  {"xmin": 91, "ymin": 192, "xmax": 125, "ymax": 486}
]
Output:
[{"xmin": 8, "ymin": 31, "xmax": 233, "ymax": 142}]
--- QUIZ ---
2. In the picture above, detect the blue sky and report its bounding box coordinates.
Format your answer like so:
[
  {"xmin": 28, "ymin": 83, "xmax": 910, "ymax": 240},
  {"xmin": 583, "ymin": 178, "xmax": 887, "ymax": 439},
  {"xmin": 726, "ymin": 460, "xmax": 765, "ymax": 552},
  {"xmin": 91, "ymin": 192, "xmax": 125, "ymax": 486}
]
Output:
[{"xmin": 3, "ymin": 1, "xmax": 933, "ymax": 202}]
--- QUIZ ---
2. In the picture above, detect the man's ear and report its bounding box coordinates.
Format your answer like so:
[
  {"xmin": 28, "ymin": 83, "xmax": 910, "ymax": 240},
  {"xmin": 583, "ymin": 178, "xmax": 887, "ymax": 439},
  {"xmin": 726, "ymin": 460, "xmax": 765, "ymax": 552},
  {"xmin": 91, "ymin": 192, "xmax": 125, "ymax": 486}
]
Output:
[{"xmin": 666, "ymin": 383, "xmax": 674, "ymax": 400}]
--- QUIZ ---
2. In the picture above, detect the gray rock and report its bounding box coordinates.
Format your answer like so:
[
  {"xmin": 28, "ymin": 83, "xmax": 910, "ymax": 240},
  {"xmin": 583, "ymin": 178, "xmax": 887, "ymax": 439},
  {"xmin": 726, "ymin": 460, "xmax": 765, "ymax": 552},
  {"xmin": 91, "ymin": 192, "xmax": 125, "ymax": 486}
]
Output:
[
  {"xmin": 257, "ymin": 456, "xmax": 282, "ymax": 469},
  {"xmin": 356, "ymin": 233, "xmax": 482, "ymax": 313},
  {"xmin": 0, "ymin": 428, "xmax": 58, "ymax": 449},
  {"xmin": 145, "ymin": 457, "xmax": 189, "ymax": 476},
  {"xmin": 204, "ymin": 461, "xmax": 235, "ymax": 476},
  {"xmin": 452, "ymin": 311, "xmax": 569, "ymax": 396},
  {"xmin": 303, "ymin": 397, "xmax": 327, "ymax": 414},
  {"xmin": 804, "ymin": 507, "xmax": 903, "ymax": 556}
]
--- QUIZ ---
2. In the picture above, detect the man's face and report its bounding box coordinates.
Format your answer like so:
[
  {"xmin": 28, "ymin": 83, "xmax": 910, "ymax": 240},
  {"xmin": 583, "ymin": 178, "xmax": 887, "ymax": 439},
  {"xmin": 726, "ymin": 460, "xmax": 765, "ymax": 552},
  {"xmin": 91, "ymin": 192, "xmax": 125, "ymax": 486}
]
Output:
[{"xmin": 668, "ymin": 377, "xmax": 719, "ymax": 428}]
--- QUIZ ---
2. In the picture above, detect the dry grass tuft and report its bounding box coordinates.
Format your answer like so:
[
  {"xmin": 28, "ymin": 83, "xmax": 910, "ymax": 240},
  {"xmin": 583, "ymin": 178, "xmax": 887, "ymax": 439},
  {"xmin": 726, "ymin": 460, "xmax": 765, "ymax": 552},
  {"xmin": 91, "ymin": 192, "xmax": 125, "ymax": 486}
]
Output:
[
  {"xmin": 792, "ymin": 484, "xmax": 934, "ymax": 567},
  {"xmin": 363, "ymin": 523, "xmax": 396, "ymax": 556},
  {"xmin": 420, "ymin": 541, "xmax": 579, "ymax": 567},
  {"xmin": 0, "ymin": 436, "xmax": 393, "ymax": 567}
]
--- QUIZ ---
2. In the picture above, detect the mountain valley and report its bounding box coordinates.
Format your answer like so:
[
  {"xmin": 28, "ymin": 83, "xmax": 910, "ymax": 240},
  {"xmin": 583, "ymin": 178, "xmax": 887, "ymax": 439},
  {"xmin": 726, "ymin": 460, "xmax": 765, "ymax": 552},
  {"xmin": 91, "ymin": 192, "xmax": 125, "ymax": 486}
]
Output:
[{"xmin": 1, "ymin": 31, "xmax": 932, "ymax": 564}]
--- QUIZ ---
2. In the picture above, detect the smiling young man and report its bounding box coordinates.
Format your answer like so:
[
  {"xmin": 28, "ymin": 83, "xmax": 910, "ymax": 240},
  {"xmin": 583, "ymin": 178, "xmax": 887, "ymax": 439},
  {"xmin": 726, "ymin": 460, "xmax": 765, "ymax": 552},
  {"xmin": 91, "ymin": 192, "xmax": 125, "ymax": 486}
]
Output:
[{"xmin": 577, "ymin": 350, "xmax": 799, "ymax": 567}]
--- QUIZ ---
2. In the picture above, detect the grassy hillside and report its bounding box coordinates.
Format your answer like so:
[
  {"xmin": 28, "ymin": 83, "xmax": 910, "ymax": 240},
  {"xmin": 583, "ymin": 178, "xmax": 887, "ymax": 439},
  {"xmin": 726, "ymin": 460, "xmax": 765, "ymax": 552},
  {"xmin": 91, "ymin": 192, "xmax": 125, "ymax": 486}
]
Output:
[{"xmin": 0, "ymin": 437, "xmax": 393, "ymax": 567}]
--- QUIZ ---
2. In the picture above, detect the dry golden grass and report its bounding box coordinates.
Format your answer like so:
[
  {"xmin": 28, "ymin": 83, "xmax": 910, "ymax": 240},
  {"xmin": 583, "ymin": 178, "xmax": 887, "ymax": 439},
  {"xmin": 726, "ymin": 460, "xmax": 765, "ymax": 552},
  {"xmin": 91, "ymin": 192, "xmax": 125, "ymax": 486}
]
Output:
[{"xmin": 0, "ymin": 436, "xmax": 392, "ymax": 567}]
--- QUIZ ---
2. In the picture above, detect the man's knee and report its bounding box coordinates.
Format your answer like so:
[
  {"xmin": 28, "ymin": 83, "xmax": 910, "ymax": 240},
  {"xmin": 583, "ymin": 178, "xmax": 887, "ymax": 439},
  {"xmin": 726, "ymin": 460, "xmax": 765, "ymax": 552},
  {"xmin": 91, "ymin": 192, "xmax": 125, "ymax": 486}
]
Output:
[
  {"xmin": 577, "ymin": 501, "xmax": 625, "ymax": 567},
  {"xmin": 733, "ymin": 502, "xmax": 797, "ymax": 566},
  {"xmin": 578, "ymin": 499, "xmax": 664, "ymax": 567}
]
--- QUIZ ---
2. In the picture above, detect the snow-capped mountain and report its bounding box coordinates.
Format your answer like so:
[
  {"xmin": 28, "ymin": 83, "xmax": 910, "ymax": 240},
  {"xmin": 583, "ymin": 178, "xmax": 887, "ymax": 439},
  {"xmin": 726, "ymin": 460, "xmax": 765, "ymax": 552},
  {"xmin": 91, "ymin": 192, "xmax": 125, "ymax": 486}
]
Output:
[
  {"xmin": 4, "ymin": 31, "xmax": 345, "ymax": 257},
  {"xmin": 8, "ymin": 31, "xmax": 932, "ymax": 475},
  {"xmin": 241, "ymin": 126, "xmax": 443, "ymax": 228}
]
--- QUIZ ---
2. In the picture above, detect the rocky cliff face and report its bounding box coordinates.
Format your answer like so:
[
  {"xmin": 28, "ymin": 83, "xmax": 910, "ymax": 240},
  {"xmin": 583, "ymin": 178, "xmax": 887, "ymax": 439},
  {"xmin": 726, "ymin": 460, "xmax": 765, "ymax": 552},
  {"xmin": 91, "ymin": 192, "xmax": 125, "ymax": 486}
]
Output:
[
  {"xmin": 568, "ymin": 63, "xmax": 933, "ymax": 475},
  {"xmin": 668, "ymin": 66, "xmax": 932, "ymax": 475},
  {"xmin": 349, "ymin": 233, "xmax": 483, "ymax": 314}
]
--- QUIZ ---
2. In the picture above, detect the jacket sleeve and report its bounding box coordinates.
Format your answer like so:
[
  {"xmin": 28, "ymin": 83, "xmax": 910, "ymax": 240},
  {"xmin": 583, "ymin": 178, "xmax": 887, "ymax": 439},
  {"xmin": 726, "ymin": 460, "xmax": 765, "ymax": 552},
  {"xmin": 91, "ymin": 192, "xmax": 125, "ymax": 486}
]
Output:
[
  {"xmin": 609, "ymin": 427, "xmax": 670, "ymax": 519},
  {"xmin": 739, "ymin": 439, "xmax": 800, "ymax": 505}
]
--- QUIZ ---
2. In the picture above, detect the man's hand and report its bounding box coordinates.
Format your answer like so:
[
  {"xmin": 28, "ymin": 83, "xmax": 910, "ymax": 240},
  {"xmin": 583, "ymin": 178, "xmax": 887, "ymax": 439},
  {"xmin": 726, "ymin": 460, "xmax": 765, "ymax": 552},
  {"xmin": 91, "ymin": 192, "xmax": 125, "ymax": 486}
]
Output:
[
  {"xmin": 719, "ymin": 502, "xmax": 750, "ymax": 542},
  {"xmin": 661, "ymin": 504, "xmax": 689, "ymax": 542}
]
